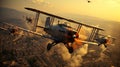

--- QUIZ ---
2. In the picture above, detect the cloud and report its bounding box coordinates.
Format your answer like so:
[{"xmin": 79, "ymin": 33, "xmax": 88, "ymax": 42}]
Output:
[
  {"xmin": 100, "ymin": 0, "xmax": 120, "ymax": 7},
  {"xmin": 66, "ymin": 44, "xmax": 88, "ymax": 67},
  {"xmin": 29, "ymin": 0, "xmax": 53, "ymax": 8},
  {"xmin": 51, "ymin": 43, "xmax": 88, "ymax": 67},
  {"xmin": 32, "ymin": 0, "xmax": 44, "ymax": 3},
  {"xmin": 31, "ymin": 0, "xmax": 50, "ymax": 5}
]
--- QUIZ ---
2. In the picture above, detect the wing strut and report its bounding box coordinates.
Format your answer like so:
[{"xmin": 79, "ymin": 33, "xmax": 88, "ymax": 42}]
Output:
[
  {"xmin": 77, "ymin": 24, "xmax": 82, "ymax": 33},
  {"xmin": 50, "ymin": 17, "xmax": 55, "ymax": 26},
  {"xmin": 89, "ymin": 28, "xmax": 99, "ymax": 41},
  {"xmin": 33, "ymin": 12, "xmax": 40, "ymax": 31}
]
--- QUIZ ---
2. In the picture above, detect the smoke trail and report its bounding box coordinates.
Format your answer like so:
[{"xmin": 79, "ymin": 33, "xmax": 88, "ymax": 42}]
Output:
[
  {"xmin": 95, "ymin": 44, "xmax": 107, "ymax": 62},
  {"xmin": 52, "ymin": 43, "xmax": 88, "ymax": 67},
  {"xmin": 66, "ymin": 44, "xmax": 88, "ymax": 67},
  {"xmin": 52, "ymin": 43, "xmax": 71, "ymax": 61}
]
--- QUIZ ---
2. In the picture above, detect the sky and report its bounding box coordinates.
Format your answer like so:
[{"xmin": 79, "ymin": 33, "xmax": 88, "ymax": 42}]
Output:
[{"xmin": 1, "ymin": 0, "xmax": 120, "ymax": 22}]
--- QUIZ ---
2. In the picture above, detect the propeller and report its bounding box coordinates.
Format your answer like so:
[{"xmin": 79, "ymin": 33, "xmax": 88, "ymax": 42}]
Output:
[{"xmin": 72, "ymin": 38, "xmax": 83, "ymax": 50}]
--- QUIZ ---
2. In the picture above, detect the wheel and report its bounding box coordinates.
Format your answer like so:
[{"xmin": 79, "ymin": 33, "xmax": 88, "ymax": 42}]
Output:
[
  {"xmin": 47, "ymin": 43, "xmax": 52, "ymax": 51},
  {"xmin": 68, "ymin": 47, "xmax": 73, "ymax": 53}
]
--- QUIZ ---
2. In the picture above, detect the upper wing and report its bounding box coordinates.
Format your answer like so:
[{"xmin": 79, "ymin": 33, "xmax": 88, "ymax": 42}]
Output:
[{"xmin": 25, "ymin": 7, "xmax": 104, "ymax": 31}]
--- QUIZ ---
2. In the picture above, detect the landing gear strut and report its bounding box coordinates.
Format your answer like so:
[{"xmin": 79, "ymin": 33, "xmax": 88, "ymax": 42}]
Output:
[
  {"xmin": 47, "ymin": 41, "xmax": 58, "ymax": 51},
  {"xmin": 47, "ymin": 41, "xmax": 74, "ymax": 53},
  {"xmin": 47, "ymin": 43, "xmax": 53, "ymax": 51}
]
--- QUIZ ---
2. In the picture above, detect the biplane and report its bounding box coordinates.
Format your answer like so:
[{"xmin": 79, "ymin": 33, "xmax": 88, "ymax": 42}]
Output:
[
  {"xmin": 24, "ymin": 7, "xmax": 108, "ymax": 53},
  {"xmin": 0, "ymin": 7, "xmax": 115, "ymax": 53}
]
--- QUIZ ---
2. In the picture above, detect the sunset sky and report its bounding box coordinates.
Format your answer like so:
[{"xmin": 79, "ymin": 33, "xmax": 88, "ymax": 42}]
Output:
[{"xmin": 1, "ymin": 0, "xmax": 120, "ymax": 22}]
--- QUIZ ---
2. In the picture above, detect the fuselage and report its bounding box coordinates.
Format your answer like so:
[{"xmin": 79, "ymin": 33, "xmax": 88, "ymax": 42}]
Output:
[{"xmin": 44, "ymin": 24, "xmax": 76, "ymax": 43}]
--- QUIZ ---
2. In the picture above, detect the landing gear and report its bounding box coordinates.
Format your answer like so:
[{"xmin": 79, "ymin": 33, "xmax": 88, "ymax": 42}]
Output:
[
  {"xmin": 65, "ymin": 43, "xmax": 73, "ymax": 53},
  {"xmin": 47, "ymin": 41, "xmax": 74, "ymax": 53},
  {"xmin": 47, "ymin": 43, "xmax": 53, "ymax": 51},
  {"xmin": 47, "ymin": 41, "xmax": 58, "ymax": 51},
  {"xmin": 68, "ymin": 47, "xmax": 73, "ymax": 53}
]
